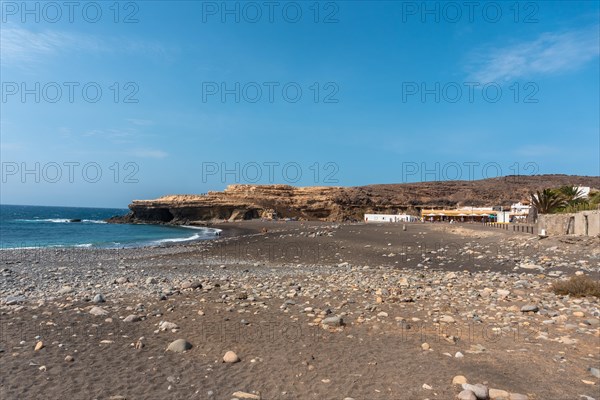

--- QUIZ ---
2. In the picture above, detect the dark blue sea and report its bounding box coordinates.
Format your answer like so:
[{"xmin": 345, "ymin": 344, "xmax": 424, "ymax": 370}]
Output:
[{"xmin": 0, "ymin": 204, "xmax": 219, "ymax": 249}]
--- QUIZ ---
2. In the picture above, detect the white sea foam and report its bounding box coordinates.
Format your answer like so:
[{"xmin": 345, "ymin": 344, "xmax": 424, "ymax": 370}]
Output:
[
  {"xmin": 14, "ymin": 218, "xmax": 106, "ymax": 224},
  {"xmin": 151, "ymin": 233, "xmax": 202, "ymax": 244}
]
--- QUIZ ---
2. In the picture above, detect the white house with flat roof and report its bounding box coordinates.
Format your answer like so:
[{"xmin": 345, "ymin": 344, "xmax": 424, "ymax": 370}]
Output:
[
  {"xmin": 364, "ymin": 214, "xmax": 419, "ymax": 223},
  {"xmin": 510, "ymin": 202, "xmax": 531, "ymax": 215}
]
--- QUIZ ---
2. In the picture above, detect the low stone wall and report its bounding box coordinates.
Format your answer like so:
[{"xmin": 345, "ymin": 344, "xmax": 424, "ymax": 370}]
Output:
[{"xmin": 538, "ymin": 210, "xmax": 600, "ymax": 236}]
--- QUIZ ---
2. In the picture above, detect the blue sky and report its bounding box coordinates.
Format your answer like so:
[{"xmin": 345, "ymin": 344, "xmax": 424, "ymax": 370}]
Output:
[{"xmin": 1, "ymin": 1, "xmax": 599, "ymax": 208}]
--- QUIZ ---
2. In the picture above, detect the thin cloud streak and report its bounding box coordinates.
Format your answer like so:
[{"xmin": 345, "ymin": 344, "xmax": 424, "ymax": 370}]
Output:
[
  {"xmin": 0, "ymin": 25, "xmax": 170, "ymax": 67},
  {"xmin": 467, "ymin": 25, "xmax": 599, "ymax": 82}
]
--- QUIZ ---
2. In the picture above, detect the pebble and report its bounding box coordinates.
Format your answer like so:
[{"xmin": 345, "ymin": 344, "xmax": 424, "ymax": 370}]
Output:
[
  {"xmin": 231, "ymin": 392, "xmax": 261, "ymax": 400},
  {"xmin": 421, "ymin": 343, "xmax": 430, "ymax": 351},
  {"xmin": 452, "ymin": 376, "xmax": 467, "ymax": 385},
  {"xmin": 457, "ymin": 390, "xmax": 477, "ymax": 400},
  {"xmin": 166, "ymin": 339, "xmax": 192, "ymax": 353},
  {"xmin": 123, "ymin": 314, "xmax": 141, "ymax": 323},
  {"xmin": 89, "ymin": 306, "xmax": 108, "ymax": 316},
  {"xmin": 181, "ymin": 281, "xmax": 202, "ymax": 290},
  {"xmin": 34, "ymin": 341, "xmax": 44, "ymax": 351},
  {"xmin": 58, "ymin": 286, "xmax": 73, "ymax": 295},
  {"xmin": 440, "ymin": 315, "xmax": 455, "ymax": 323},
  {"xmin": 64, "ymin": 355, "xmax": 74, "ymax": 362},
  {"xmin": 223, "ymin": 351, "xmax": 240, "ymax": 363},
  {"xmin": 93, "ymin": 293, "xmax": 105, "ymax": 303},
  {"xmin": 509, "ymin": 394, "xmax": 528, "ymax": 400},
  {"xmin": 520, "ymin": 305, "xmax": 539, "ymax": 313},
  {"xmin": 462, "ymin": 383, "xmax": 489, "ymax": 400},
  {"xmin": 321, "ymin": 316, "xmax": 343, "ymax": 327},
  {"xmin": 489, "ymin": 388, "xmax": 509, "ymax": 399},
  {"xmin": 159, "ymin": 321, "xmax": 179, "ymax": 331},
  {"xmin": 5, "ymin": 295, "xmax": 26, "ymax": 305}
]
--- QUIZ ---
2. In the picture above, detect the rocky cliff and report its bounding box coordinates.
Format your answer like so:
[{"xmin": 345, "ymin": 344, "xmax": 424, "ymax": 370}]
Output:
[{"xmin": 109, "ymin": 175, "xmax": 600, "ymax": 224}]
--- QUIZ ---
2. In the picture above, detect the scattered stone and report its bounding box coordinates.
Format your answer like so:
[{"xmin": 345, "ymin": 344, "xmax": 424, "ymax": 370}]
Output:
[
  {"xmin": 231, "ymin": 392, "xmax": 261, "ymax": 400},
  {"xmin": 123, "ymin": 314, "xmax": 141, "ymax": 323},
  {"xmin": 58, "ymin": 286, "xmax": 73, "ymax": 295},
  {"xmin": 322, "ymin": 316, "xmax": 343, "ymax": 327},
  {"xmin": 64, "ymin": 355, "xmax": 74, "ymax": 362},
  {"xmin": 462, "ymin": 383, "xmax": 489, "ymax": 400},
  {"xmin": 159, "ymin": 321, "xmax": 179, "ymax": 331},
  {"xmin": 520, "ymin": 305, "xmax": 539, "ymax": 313},
  {"xmin": 590, "ymin": 367, "xmax": 600, "ymax": 379},
  {"xmin": 453, "ymin": 376, "xmax": 467, "ymax": 385},
  {"xmin": 440, "ymin": 315, "xmax": 455, "ymax": 323},
  {"xmin": 457, "ymin": 390, "xmax": 477, "ymax": 400},
  {"xmin": 166, "ymin": 339, "xmax": 192, "ymax": 353},
  {"xmin": 89, "ymin": 306, "xmax": 108, "ymax": 316},
  {"xmin": 489, "ymin": 388, "xmax": 509, "ymax": 399},
  {"xmin": 5, "ymin": 295, "xmax": 26, "ymax": 305},
  {"xmin": 181, "ymin": 281, "xmax": 202, "ymax": 290},
  {"xmin": 93, "ymin": 293, "xmax": 105, "ymax": 303},
  {"xmin": 421, "ymin": 343, "xmax": 430, "ymax": 351},
  {"xmin": 34, "ymin": 341, "xmax": 44, "ymax": 351},
  {"xmin": 509, "ymin": 394, "xmax": 528, "ymax": 400},
  {"xmin": 223, "ymin": 351, "xmax": 240, "ymax": 363}
]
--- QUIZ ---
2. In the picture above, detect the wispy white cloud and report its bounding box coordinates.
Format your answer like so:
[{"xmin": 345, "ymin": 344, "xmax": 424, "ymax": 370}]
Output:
[
  {"xmin": 126, "ymin": 118, "xmax": 155, "ymax": 126},
  {"xmin": 82, "ymin": 128, "xmax": 139, "ymax": 144},
  {"xmin": 515, "ymin": 145, "xmax": 559, "ymax": 157},
  {"xmin": 0, "ymin": 25, "xmax": 169, "ymax": 67},
  {"xmin": 129, "ymin": 148, "xmax": 169, "ymax": 159},
  {"xmin": 467, "ymin": 26, "xmax": 599, "ymax": 82}
]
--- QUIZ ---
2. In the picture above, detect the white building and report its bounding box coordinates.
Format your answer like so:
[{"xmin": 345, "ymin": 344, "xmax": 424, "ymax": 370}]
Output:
[
  {"xmin": 510, "ymin": 202, "xmax": 531, "ymax": 214},
  {"xmin": 364, "ymin": 213, "xmax": 419, "ymax": 223}
]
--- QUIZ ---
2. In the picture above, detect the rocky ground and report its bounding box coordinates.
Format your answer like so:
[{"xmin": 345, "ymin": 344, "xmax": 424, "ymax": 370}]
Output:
[{"xmin": 0, "ymin": 221, "xmax": 599, "ymax": 400}]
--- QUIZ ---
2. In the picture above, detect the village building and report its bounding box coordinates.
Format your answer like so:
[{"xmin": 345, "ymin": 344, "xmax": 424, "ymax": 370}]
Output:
[{"xmin": 364, "ymin": 213, "xmax": 419, "ymax": 223}]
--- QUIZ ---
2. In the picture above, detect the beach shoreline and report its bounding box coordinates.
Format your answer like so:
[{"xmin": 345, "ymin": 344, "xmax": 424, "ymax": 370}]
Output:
[{"xmin": 1, "ymin": 221, "xmax": 599, "ymax": 399}]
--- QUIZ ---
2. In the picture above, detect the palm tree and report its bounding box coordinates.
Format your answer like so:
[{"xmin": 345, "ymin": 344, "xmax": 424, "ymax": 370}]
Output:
[
  {"xmin": 557, "ymin": 186, "xmax": 585, "ymax": 206},
  {"xmin": 588, "ymin": 190, "xmax": 600, "ymax": 205},
  {"xmin": 530, "ymin": 189, "xmax": 565, "ymax": 214}
]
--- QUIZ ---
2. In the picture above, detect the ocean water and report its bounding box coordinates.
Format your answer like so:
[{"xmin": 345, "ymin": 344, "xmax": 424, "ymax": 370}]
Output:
[{"xmin": 0, "ymin": 204, "xmax": 219, "ymax": 249}]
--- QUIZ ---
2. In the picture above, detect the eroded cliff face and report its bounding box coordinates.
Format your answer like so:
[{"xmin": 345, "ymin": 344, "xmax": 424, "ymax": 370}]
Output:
[
  {"xmin": 112, "ymin": 185, "xmax": 348, "ymax": 224},
  {"xmin": 109, "ymin": 175, "xmax": 600, "ymax": 224}
]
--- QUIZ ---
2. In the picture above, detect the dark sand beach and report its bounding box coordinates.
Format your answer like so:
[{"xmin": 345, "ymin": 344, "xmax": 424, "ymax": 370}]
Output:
[{"xmin": 1, "ymin": 221, "xmax": 599, "ymax": 400}]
